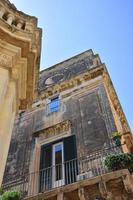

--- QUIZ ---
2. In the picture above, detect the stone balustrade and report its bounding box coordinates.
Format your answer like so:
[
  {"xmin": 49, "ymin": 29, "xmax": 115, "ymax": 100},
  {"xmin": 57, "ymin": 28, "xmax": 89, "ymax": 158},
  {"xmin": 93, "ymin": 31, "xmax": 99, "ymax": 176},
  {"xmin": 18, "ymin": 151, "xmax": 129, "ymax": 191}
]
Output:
[
  {"xmin": 6, "ymin": 13, "xmax": 15, "ymax": 25},
  {"xmin": 0, "ymin": 5, "xmax": 34, "ymax": 31}
]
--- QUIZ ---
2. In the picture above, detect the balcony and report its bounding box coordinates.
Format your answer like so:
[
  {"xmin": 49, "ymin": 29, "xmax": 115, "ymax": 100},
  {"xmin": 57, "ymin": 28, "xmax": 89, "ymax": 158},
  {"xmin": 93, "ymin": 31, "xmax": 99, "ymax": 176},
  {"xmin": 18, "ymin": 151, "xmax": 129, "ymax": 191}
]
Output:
[{"xmin": 3, "ymin": 145, "xmax": 132, "ymax": 200}]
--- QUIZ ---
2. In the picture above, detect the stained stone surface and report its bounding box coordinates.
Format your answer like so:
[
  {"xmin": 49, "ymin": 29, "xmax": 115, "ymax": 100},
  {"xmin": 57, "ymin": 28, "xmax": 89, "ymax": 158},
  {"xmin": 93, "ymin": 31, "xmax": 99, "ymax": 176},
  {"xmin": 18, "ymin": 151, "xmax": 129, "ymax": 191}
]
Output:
[
  {"xmin": 3, "ymin": 84, "xmax": 116, "ymax": 183},
  {"xmin": 61, "ymin": 84, "xmax": 116, "ymax": 157},
  {"xmin": 3, "ymin": 52, "xmax": 116, "ymax": 185},
  {"xmin": 3, "ymin": 115, "xmax": 35, "ymax": 183},
  {"xmin": 39, "ymin": 55, "xmax": 94, "ymax": 91}
]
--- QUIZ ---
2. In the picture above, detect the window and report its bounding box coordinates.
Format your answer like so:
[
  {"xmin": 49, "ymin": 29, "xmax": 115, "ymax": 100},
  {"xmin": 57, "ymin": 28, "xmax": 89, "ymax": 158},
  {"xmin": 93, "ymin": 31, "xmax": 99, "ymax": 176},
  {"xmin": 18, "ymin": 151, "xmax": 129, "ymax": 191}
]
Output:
[
  {"xmin": 39, "ymin": 135, "xmax": 77, "ymax": 191},
  {"xmin": 48, "ymin": 96, "xmax": 60, "ymax": 113},
  {"xmin": 54, "ymin": 144, "xmax": 63, "ymax": 181},
  {"xmin": 53, "ymin": 142, "xmax": 64, "ymax": 187}
]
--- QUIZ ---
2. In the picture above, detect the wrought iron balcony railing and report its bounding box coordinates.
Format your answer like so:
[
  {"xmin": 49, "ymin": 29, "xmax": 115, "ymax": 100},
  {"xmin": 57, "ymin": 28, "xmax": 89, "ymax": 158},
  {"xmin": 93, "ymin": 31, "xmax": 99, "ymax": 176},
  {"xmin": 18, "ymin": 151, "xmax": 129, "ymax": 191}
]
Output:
[{"xmin": 2, "ymin": 145, "xmax": 122, "ymax": 198}]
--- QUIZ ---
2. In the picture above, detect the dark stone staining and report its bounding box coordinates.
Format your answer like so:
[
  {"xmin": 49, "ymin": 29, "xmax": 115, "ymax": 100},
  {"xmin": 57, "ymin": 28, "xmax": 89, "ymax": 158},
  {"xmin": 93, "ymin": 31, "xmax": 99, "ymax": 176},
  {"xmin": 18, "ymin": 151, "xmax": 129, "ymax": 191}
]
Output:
[
  {"xmin": 39, "ymin": 56, "xmax": 93, "ymax": 91},
  {"xmin": 3, "ymin": 116, "xmax": 35, "ymax": 184},
  {"xmin": 62, "ymin": 85, "xmax": 116, "ymax": 157},
  {"xmin": 3, "ymin": 50, "xmax": 116, "ymax": 186},
  {"xmin": 78, "ymin": 92, "xmax": 109, "ymax": 152},
  {"xmin": 98, "ymin": 85, "xmax": 116, "ymax": 135},
  {"xmin": 3, "ymin": 83, "xmax": 116, "ymax": 185},
  {"xmin": 33, "ymin": 109, "xmax": 46, "ymax": 132}
]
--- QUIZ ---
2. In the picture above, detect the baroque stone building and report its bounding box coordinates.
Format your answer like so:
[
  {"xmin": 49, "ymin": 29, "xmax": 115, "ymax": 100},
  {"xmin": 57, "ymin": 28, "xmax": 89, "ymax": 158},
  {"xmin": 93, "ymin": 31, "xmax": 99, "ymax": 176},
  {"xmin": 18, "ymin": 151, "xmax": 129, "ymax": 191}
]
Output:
[{"xmin": 0, "ymin": 1, "xmax": 133, "ymax": 200}]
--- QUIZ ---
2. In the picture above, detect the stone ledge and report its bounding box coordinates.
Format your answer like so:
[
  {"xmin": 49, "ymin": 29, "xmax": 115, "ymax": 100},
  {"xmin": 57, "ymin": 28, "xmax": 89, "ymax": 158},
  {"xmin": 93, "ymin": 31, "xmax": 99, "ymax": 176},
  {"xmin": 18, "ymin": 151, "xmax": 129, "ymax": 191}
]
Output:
[{"xmin": 25, "ymin": 169, "xmax": 133, "ymax": 200}]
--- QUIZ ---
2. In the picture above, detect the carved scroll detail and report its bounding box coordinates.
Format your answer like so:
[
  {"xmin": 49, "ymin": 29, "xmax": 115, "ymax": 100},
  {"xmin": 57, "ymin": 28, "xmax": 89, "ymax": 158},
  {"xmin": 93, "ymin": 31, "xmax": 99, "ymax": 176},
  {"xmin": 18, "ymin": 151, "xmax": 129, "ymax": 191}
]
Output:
[{"xmin": 0, "ymin": 53, "xmax": 12, "ymax": 67}]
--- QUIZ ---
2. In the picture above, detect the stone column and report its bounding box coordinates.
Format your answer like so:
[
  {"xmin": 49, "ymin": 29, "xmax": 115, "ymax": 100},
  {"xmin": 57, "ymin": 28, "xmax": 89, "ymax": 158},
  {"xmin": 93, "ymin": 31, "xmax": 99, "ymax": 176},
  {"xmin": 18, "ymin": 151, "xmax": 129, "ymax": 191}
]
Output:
[
  {"xmin": 7, "ymin": 14, "xmax": 15, "ymax": 25},
  {"xmin": 17, "ymin": 20, "xmax": 24, "ymax": 29},
  {"xmin": 0, "ymin": 7, "xmax": 5, "ymax": 18},
  {"xmin": 0, "ymin": 80, "xmax": 16, "ymax": 186}
]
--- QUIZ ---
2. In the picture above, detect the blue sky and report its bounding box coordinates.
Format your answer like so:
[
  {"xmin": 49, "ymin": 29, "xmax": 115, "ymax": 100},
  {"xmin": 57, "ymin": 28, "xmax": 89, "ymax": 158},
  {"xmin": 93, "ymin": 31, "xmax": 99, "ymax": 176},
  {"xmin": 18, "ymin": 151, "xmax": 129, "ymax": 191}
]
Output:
[{"xmin": 10, "ymin": 0, "xmax": 133, "ymax": 131}]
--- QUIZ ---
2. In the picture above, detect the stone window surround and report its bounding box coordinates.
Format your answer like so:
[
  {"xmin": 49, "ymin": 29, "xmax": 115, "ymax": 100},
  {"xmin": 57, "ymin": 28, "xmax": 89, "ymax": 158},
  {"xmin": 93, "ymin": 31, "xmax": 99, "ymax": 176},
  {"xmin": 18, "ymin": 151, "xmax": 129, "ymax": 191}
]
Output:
[{"xmin": 28, "ymin": 120, "xmax": 72, "ymax": 195}]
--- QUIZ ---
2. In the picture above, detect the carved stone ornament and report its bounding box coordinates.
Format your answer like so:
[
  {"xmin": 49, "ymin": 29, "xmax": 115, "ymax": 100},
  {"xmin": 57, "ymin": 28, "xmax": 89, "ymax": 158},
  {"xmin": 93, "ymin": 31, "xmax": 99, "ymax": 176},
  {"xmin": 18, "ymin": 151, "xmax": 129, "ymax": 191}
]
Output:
[
  {"xmin": 103, "ymin": 70, "xmax": 130, "ymax": 133},
  {"xmin": 0, "ymin": 53, "xmax": 12, "ymax": 67},
  {"xmin": 40, "ymin": 66, "xmax": 104, "ymax": 99},
  {"xmin": 35, "ymin": 120, "xmax": 71, "ymax": 140}
]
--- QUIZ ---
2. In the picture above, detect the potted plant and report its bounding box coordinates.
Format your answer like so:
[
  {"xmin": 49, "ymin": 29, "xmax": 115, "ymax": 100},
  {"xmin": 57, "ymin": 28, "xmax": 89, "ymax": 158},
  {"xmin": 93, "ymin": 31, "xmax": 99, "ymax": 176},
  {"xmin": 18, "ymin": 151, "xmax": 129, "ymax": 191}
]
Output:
[
  {"xmin": 105, "ymin": 153, "xmax": 133, "ymax": 173},
  {"xmin": 112, "ymin": 131, "xmax": 121, "ymax": 146}
]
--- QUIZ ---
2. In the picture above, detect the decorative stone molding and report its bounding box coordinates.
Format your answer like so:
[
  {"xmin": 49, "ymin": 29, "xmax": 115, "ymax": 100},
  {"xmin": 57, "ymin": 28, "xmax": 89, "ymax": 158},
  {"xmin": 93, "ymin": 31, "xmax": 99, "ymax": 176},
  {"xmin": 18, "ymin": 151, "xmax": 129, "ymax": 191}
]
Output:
[
  {"xmin": 0, "ymin": 5, "xmax": 25, "ymax": 30},
  {"xmin": 102, "ymin": 67, "xmax": 133, "ymax": 152},
  {"xmin": 102, "ymin": 68, "xmax": 131, "ymax": 134},
  {"xmin": 40, "ymin": 66, "xmax": 104, "ymax": 99},
  {"xmin": 0, "ymin": 0, "xmax": 42, "ymax": 186},
  {"xmin": 24, "ymin": 169, "xmax": 133, "ymax": 200},
  {"xmin": 0, "ymin": 6, "xmax": 42, "ymax": 108},
  {"xmin": 0, "ymin": 53, "xmax": 12, "ymax": 67},
  {"xmin": 34, "ymin": 120, "xmax": 71, "ymax": 140},
  {"xmin": 0, "ymin": 0, "xmax": 41, "ymax": 35}
]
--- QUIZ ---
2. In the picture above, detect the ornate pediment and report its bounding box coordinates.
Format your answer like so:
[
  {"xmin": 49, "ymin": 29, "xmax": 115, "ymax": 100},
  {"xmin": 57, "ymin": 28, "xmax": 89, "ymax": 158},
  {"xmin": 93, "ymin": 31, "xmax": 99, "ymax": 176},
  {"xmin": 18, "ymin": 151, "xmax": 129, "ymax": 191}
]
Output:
[{"xmin": 34, "ymin": 120, "xmax": 71, "ymax": 141}]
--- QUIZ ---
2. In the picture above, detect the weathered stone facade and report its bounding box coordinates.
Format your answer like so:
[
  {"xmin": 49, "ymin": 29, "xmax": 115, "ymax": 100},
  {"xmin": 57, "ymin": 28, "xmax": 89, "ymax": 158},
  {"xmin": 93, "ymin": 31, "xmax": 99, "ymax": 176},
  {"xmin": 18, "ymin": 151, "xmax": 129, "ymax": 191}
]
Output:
[
  {"xmin": 2, "ymin": 51, "xmax": 113, "ymax": 181},
  {"xmin": 0, "ymin": 1, "xmax": 133, "ymax": 200},
  {"xmin": 0, "ymin": 0, "xmax": 42, "ymax": 185}
]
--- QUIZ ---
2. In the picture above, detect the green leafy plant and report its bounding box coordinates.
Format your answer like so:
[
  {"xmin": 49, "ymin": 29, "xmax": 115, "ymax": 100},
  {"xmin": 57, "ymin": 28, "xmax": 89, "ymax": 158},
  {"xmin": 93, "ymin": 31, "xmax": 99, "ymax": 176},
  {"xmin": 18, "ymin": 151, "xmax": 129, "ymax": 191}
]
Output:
[
  {"xmin": 112, "ymin": 132, "xmax": 122, "ymax": 146},
  {"xmin": 105, "ymin": 153, "xmax": 133, "ymax": 173},
  {"xmin": 112, "ymin": 131, "xmax": 121, "ymax": 139},
  {"xmin": 0, "ymin": 188, "xmax": 4, "ymax": 195},
  {"xmin": 1, "ymin": 191, "xmax": 21, "ymax": 200}
]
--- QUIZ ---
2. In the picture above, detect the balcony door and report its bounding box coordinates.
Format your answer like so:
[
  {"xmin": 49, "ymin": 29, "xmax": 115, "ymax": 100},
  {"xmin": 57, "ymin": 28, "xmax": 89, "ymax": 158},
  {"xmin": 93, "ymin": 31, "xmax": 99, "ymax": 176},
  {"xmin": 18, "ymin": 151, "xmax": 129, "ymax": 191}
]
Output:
[
  {"xmin": 39, "ymin": 135, "xmax": 77, "ymax": 192},
  {"xmin": 52, "ymin": 142, "xmax": 65, "ymax": 187}
]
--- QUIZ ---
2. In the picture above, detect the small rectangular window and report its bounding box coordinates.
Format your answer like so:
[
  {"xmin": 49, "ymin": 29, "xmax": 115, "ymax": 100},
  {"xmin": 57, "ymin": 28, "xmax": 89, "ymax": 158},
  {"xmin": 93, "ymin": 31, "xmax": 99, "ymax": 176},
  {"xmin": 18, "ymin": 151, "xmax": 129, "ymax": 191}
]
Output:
[{"xmin": 49, "ymin": 96, "xmax": 60, "ymax": 113}]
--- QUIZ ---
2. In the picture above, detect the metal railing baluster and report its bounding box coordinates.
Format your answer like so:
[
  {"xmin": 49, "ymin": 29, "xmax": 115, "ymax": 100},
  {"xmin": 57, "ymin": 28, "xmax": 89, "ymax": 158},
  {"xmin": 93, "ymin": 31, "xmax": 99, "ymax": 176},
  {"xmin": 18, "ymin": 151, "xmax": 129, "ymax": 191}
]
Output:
[{"xmin": 2, "ymin": 145, "xmax": 123, "ymax": 198}]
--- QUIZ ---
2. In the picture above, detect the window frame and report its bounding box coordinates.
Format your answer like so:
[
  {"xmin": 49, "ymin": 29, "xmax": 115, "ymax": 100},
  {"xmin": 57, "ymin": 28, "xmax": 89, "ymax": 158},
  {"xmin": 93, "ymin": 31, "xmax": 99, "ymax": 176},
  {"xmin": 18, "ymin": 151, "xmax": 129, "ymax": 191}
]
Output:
[
  {"xmin": 52, "ymin": 142, "xmax": 65, "ymax": 187},
  {"xmin": 47, "ymin": 95, "xmax": 60, "ymax": 114}
]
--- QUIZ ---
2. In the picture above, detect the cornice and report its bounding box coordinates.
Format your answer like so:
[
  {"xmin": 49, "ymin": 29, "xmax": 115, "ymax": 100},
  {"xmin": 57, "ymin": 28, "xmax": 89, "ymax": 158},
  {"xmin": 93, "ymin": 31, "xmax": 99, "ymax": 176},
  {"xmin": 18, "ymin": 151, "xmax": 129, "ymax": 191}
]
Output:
[
  {"xmin": 33, "ymin": 120, "xmax": 71, "ymax": 138},
  {"xmin": 40, "ymin": 49, "xmax": 94, "ymax": 75},
  {"xmin": 39, "ymin": 65, "xmax": 104, "ymax": 99},
  {"xmin": 0, "ymin": 0, "xmax": 38, "ymax": 33},
  {"xmin": 0, "ymin": 0, "xmax": 42, "ymax": 109},
  {"xmin": 102, "ymin": 65, "xmax": 132, "ymax": 136}
]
